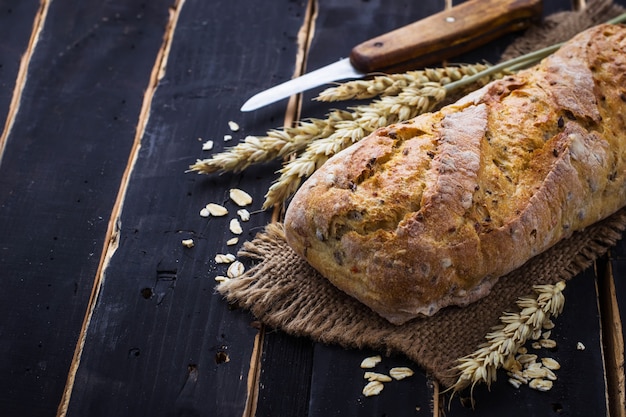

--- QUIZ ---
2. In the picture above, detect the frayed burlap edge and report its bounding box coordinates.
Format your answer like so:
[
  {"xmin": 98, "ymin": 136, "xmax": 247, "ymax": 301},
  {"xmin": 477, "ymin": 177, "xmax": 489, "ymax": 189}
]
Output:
[{"xmin": 218, "ymin": 208, "xmax": 626, "ymax": 388}]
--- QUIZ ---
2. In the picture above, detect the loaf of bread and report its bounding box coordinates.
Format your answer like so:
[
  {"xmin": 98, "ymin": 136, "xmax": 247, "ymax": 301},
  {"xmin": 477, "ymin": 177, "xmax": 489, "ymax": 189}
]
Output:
[{"xmin": 284, "ymin": 24, "xmax": 626, "ymax": 325}]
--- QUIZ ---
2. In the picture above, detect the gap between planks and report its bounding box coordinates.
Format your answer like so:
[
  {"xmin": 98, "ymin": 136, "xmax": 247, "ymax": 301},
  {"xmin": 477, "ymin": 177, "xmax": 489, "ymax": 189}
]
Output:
[
  {"xmin": 55, "ymin": 1, "xmax": 187, "ymax": 415},
  {"xmin": 0, "ymin": 0, "xmax": 51, "ymax": 164}
]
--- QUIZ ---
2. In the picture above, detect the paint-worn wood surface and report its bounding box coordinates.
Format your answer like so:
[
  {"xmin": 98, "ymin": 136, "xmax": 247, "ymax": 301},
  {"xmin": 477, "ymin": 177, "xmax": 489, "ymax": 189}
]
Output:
[{"xmin": 0, "ymin": 0, "xmax": 624, "ymax": 416}]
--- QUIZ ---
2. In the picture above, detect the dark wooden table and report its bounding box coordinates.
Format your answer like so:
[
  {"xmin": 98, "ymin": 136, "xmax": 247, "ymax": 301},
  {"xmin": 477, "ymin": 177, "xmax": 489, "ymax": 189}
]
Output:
[{"xmin": 1, "ymin": 0, "xmax": 625, "ymax": 416}]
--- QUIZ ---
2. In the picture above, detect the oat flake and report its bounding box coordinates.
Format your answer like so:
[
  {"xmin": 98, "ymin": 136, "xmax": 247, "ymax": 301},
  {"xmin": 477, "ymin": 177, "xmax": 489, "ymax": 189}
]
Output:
[
  {"xmin": 227, "ymin": 261, "xmax": 245, "ymax": 278},
  {"xmin": 389, "ymin": 367, "xmax": 414, "ymax": 380},
  {"xmin": 230, "ymin": 218, "xmax": 243, "ymax": 235},
  {"xmin": 205, "ymin": 203, "xmax": 228, "ymax": 217},
  {"xmin": 228, "ymin": 121, "xmax": 240, "ymax": 132},
  {"xmin": 362, "ymin": 381, "xmax": 384, "ymax": 397},
  {"xmin": 363, "ymin": 372, "xmax": 392, "ymax": 382},
  {"xmin": 215, "ymin": 253, "xmax": 236, "ymax": 264},
  {"xmin": 360, "ymin": 355, "xmax": 382, "ymax": 369},
  {"xmin": 237, "ymin": 209, "xmax": 251, "ymax": 222},
  {"xmin": 229, "ymin": 188, "xmax": 253, "ymax": 206}
]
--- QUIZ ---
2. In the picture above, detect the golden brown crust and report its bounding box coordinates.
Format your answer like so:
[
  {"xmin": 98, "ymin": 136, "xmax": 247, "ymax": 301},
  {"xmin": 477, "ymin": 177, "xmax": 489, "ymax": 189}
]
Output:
[{"xmin": 284, "ymin": 24, "xmax": 626, "ymax": 324}]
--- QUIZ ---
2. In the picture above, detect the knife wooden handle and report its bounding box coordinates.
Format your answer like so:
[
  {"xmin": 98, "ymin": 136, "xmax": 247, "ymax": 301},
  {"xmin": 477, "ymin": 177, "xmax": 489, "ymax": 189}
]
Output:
[{"xmin": 350, "ymin": 0, "xmax": 542, "ymax": 73}]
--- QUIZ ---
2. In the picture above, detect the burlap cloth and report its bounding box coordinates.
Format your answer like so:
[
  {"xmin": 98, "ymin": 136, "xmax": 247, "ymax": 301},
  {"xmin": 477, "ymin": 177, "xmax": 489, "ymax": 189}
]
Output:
[{"xmin": 218, "ymin": 0, "xmax": 626, "ymax": 389}]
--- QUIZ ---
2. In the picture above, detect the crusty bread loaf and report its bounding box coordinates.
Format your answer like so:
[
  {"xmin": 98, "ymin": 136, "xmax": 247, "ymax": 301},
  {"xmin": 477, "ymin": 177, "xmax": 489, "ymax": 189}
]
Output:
[{"xmin": 284, "ymin": 24, "xmax": 626, "ymax": 325}]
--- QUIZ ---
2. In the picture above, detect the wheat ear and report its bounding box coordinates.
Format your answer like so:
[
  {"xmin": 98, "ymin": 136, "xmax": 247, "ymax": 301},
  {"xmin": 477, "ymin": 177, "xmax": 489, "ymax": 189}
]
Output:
[
  {"xmin": 316, "ymin": 63, "xmax": 489, "ymax": 102},
  {"xmin": 451, "ymin": 281, "xmax": 566, "ymax": 394}
]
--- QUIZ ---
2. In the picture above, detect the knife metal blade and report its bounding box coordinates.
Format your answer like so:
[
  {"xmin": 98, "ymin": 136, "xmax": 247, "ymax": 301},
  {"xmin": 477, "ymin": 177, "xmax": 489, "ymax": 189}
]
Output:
[
  {"xmin": 241, "ymin": 0, "xmax": 542, "ymax": 112},
  {"xmin": 241, "ymin": 59, "xmax": 362, "ymax": 112}
]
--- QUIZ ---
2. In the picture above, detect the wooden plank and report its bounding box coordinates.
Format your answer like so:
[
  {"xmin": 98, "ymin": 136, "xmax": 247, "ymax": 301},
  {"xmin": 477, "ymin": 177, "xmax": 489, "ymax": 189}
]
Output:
[
  {"xmin": 0, "ymin": 1, "xmax": 171, "ymax": 415},
  {"xmin": 62, "ymin": 1, "xmax": 307, "ymax": 416},
  {"xmin": 0, "ymin": 0, "xmax": 40, "ymax": 131}
]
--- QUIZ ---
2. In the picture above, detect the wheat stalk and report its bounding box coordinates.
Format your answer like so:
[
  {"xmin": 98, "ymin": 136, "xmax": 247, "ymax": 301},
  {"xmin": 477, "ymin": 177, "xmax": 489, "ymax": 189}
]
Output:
[
  {"xmin": 316, "ymin": 63, "xmax": 489, "ymax": 102},
  {"xmin": 451, "ymin": 281, "xmax": 566, "ymax": 394},
  {"xmin": 189, "ymin": 113, "xmax": 351, "ymax": 174}
]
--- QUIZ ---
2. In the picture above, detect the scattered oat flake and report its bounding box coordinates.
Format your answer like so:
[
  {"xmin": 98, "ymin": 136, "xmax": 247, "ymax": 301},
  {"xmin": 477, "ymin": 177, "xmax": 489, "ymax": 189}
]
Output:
[
  {"xmin": 523, "ymin": 367, "xmax": 548, "ymax": 380},
  {"xmin": 199, "ymin": 207, "xmax": 211, "ymax": 218},
  {"xmin": 205, "ymin": 203, "xmax": 228, "ymax": 216},
  {"xmin": 531, "ymin": 342, "xmax": 542, "ymax": 350},
  {"xmin": 577, "ymin": 342, "xmax": 586, "ymax": 351},
  {"xmin": 541, "ymin": 357, "xmax": 561, "ymax": 370},
  {"xmin": 228, "ymin": 121, "xmax": 240, "ymax": 131},
  {"xmin": 364, "ymin": 372, "xmax": 392, "ymax": 382},
  {"xmin": 516, "ymin": 354, "xmax": 537, "ymax": 365},
  {"xmin": 224, "ymin": 134, "xmax": 233, "ymax": 141},
  {"xmin": 389, "ymin": 367, "xmax": 414, "ymax": 380},
  {"xmin": 230, "ymin": 188, "xmax": 253, "ymax": 206},
  {"xmin": 360, "ymin": 355, "xmax": 382, "ymax": 369},
  {"xmin": 529, "ymin": 378, "xmax": 553, "ymax": 392},
  {"xmin": 230, "ymin": 218, "xmax": 243, "ymax": 234},
  {"xmin": 362, "ymin": 381, "xmax": 384, "ymax": 397},
  {"xmin": 181, "ymin": 239, "xmax": 194, "ymax": 248},
  {"xmin": 214, "ymin": 275, "xmax": 230, "ymax": 283},
  {"xmin": 215, "ymin": 253, "xmax": 236, "ymax": 264},
  {"xmin": 544, "ymin": 368, "xmax": 557, "ymax": 381},
  {"xmin": 227, "ymin": 261, "xmax": 245, "ymax": 278},
  {"xmin": 508, "ymin": 378, "xmax": 522, "ymax": 389},
  {"xmin": 539, "ymin": 339, "xmax": 557, "ymax": 349},
  {"xmin": 226, "ymin": 237, "xmax": 239, "ymax": 246},
  {"xmin": 202, "ymin": 140, "xmax": 214, "ymax": 151},
  {"xmin": 542, "ymin": 319, "xmax": 555, "ymax": 330},
  {"xmin": 508, "ymin": 371, "xmax": 528, "ymax": 384},
  {"xmin": 237, "ymin": 209, "xmax": 251, "ymax": 222}
]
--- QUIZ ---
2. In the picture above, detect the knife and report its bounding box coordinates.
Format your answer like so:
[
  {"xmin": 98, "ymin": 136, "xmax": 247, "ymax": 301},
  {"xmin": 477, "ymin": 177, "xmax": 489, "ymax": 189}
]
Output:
[{"xmin": 241, "ymin": 0, "xmax": 542, "ymax": 112}]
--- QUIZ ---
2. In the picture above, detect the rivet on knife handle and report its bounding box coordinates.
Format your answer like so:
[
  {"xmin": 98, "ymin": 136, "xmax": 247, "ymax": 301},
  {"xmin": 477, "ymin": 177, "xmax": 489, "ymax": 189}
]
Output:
[{"xmin": 350, "ymin": 0, "xmax": 542, "ymax": 73}]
